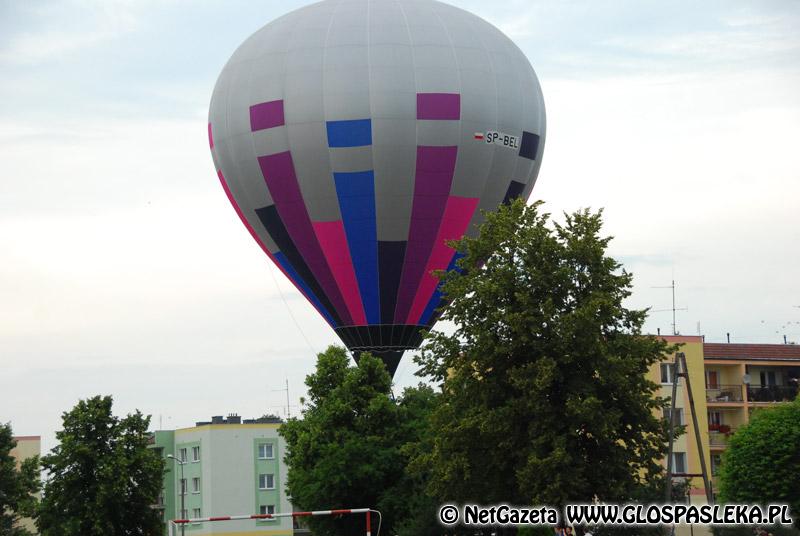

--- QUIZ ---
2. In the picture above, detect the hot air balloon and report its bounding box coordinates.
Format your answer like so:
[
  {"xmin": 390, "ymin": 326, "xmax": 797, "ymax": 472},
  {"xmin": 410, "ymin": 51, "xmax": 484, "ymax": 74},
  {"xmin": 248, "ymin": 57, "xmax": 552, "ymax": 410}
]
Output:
[{"xmin": 208, "ymin": 0, "xmax": 545, "ymax": 376}]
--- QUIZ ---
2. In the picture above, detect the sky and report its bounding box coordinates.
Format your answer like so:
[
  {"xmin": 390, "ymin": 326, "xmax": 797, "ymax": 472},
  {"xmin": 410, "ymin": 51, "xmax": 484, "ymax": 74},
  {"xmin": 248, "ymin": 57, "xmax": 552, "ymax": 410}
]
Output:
[{"xmin": 1, "ymin": 0, "xmax": 799, "ymax": 455}]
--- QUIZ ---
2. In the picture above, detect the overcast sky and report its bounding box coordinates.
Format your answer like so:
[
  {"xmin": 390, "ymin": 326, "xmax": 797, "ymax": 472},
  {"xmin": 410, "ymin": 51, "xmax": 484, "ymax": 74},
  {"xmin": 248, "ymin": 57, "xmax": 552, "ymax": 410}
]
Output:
[{"xmin": 1, "ymin": 0, "xmax": 798, "ymax": 454}]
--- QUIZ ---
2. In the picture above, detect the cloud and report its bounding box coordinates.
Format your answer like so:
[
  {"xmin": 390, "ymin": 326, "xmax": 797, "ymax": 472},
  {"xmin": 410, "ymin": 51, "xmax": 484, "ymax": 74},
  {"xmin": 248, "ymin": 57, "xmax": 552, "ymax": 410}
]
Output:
[{"xmin": 0, "ymin": 0, "xmax": 143, "ymax": 66}]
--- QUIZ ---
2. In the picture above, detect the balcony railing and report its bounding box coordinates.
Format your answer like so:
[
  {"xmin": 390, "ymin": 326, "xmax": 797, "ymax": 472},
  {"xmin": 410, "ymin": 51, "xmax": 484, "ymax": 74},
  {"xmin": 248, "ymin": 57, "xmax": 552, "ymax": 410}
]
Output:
[
  {"xmin": 747, "ymin": 385, "xmax": 798, "ymax": 403},
  {"xmin": 708, "ymin": 428, "xmax": 736, "ymax": 447},
  {"xmin": 706, "ymin": 385, "xmax": 743, "ymax": 403}
]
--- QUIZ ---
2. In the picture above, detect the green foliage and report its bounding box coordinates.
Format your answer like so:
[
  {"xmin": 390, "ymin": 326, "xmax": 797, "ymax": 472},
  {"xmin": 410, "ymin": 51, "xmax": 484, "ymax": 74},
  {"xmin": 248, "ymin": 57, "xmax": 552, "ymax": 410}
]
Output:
[
  {"xmin": 719, "ymin": 398, "xmax": 800, "ymax": 529},
  {"xmin": 0, "ymin": 422, "xmax": 40, "ymax": 536},
  {"xmin": 414, "ymin": 200, "xmax": 675, "ymax": 509},
  {"xmin": 38, "ymin": 396, "xmax": 164, "ymax": 536},
  {"xmin": 280, "ymin": 346, "xmax": 439, "ymax": 536}
]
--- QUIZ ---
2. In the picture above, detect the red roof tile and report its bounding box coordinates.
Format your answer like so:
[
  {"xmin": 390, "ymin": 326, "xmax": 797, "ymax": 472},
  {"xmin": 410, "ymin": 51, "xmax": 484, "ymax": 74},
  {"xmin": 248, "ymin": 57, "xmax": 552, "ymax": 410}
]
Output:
[{"xmin": 704, "ymin": 343, "xmax": 800, "ymax": 361}]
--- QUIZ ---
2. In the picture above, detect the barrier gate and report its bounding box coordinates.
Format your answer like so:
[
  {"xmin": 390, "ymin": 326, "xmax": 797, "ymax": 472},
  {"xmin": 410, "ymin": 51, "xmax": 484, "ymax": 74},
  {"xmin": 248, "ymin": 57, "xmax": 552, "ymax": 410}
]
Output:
[{"xmin": 169, "ymin": 507, "xmax": 380, "ymax": 536}]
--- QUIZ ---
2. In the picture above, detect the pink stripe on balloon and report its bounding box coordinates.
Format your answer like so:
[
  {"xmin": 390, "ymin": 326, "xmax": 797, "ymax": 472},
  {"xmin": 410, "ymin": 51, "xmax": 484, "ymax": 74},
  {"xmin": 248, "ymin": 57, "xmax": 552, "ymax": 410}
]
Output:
[
  {"xmin": 312, "ymin": 221, "xmax": 367, "ymax": 326},
  {"xmin": 405, "ymin": 196, "xmax": 478, "ymax": 325},
  {"xmin": 208, "ymin": 123, "xmax": 214, "ymax": 149},
  {"xmin": 216, "ymin": 169, "xmax": 333, "ymax": 328}
]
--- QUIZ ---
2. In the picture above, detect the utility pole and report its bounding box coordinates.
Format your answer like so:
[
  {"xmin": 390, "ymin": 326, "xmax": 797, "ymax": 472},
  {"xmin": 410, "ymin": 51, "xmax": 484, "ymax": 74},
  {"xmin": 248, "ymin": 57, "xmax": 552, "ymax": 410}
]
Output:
[{"xmin": 665, "ymin": 352, "xmax": 713, "ymax": 503}]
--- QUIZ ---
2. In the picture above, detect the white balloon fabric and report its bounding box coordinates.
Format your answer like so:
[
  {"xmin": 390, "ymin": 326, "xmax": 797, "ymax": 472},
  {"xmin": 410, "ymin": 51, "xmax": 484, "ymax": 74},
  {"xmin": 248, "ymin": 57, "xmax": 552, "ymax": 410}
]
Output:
[{"xmin": 208, "ymin": 0, "xmax": 546, "ymax": 376}]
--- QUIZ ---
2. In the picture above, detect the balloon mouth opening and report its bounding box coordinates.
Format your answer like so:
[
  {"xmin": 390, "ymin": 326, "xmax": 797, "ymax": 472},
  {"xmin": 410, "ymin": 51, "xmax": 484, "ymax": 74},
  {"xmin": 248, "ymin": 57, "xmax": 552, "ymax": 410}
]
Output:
[{"xmin": 335, "ymin": 324, "xmax": 429, "ymax": 377}]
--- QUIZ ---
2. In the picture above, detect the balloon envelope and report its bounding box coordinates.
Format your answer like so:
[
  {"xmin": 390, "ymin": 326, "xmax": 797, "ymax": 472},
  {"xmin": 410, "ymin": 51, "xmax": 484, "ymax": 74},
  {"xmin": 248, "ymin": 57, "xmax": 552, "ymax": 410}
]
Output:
[{"xmin": 208, "ymin": 0, "xmax": 546, "ymax": 376}]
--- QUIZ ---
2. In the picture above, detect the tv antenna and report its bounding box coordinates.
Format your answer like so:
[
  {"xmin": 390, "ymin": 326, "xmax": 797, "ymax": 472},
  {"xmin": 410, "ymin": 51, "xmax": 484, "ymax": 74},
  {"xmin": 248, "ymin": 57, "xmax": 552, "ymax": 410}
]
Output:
[
  {"xmin": 651, "ymin": 280, "xmax": 688, "ymax": 335},
  {"xmin": 273, "ymin": 378, "xmax": 292, "ymax": 418}
]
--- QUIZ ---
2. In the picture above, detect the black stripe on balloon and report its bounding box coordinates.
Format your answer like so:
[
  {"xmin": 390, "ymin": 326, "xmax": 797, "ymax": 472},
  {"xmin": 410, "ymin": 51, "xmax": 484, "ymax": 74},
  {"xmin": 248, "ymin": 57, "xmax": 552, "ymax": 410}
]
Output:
[
  {"xmin": 519, "ymin": 131, "xmax": 540, "ymax": 161},
  {"xmin": 502, "ymin": 180, "xmax": 526, "ymax": 205},
  {"xmin": 255, "ymin": 205, "xmax": 343, "ymax": 326},
  {"xmin": 378, "ymin": 240, "xmax": 407, "ymax": 324}
]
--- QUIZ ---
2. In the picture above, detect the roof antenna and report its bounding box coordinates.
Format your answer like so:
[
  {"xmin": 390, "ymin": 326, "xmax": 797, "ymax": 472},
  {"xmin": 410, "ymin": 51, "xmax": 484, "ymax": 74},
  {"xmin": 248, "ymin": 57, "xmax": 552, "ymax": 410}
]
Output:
[
  {"xmin": 727, "ymin": 332, "xmax": 730, "ymax": 343},
  {"xmin": 272, "ymin": 378, "xmax": 292, "ymax": 419},
  {"xmin": 651, "ymin": 280, "xmax": 688, "ymax": 335}
]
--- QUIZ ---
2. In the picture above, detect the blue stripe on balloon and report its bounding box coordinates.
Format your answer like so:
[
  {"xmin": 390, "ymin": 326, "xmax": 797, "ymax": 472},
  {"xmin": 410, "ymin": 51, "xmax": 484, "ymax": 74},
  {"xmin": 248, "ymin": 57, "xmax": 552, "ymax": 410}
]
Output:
[
  {"xmin": 333, "ymin": 170, "xmax": 380, "ymax": 325},
  {"xmin": 274, "ymin": 251, "xmax": 337, "ymax": 327},
  {"xmin": 418, "ymin": 252, "xmax": 464, "ymax": 326},
  {"xmin": 326, "ymin": 119, "xmax": 372, "ymax": 147}
]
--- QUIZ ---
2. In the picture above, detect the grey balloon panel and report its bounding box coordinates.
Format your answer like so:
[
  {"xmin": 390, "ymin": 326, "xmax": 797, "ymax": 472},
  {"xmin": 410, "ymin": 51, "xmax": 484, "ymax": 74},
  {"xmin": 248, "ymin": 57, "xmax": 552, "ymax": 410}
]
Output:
[
  {"xmin": 209, "ymin": 0, "xmax": 546, "ymax": 340},
  {"xmin": 290, "ymin": 123, "xmax": 342, "ymax": 222},
  {"xmin": 215, "ymin": 135, "xmax": 282, "ymax": 256}
]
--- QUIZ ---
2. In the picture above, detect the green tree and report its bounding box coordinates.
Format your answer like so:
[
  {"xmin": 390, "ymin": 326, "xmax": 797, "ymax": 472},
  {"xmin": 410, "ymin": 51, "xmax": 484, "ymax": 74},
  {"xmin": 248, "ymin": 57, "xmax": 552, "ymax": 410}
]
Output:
[
  {"xmin": 38, "ymin": 396, "xmax": 164, "ymax": 536},
  {"xmin": 414, "ymin": 200, "xmax": 674, "ymax": 516},
  {"xmin": 0, "ymin": 423, "xmax": 40, "ymax": 536},
  {"xmin": 280, "ymin": 346, "xmax": 438, "ymax": 536},
  {"xmin": 719, "ymin": 397, "xmax": 800, "ymax": 529}
]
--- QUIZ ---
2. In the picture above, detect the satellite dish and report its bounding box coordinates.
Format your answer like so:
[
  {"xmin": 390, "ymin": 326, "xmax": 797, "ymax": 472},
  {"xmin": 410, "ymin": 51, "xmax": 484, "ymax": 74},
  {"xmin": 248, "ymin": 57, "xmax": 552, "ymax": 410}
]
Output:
[{"xmin": 742, "ymin": 373, "xmax": 751, "ymax": 384}]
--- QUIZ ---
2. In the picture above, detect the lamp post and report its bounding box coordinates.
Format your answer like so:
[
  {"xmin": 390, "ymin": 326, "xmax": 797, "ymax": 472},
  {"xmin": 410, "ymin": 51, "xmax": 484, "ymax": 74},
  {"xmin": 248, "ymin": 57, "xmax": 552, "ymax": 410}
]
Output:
[{"xmin": 166, "ymin": 454, "xmax": 186, "ymax": 536}]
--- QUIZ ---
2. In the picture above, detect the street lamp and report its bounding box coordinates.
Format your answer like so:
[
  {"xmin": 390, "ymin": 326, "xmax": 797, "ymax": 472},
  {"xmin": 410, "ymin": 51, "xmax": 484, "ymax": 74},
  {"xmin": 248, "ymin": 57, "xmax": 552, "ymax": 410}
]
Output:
[{"xmin": 166, "ymin": 454, "xmax": 186, "ymax": 536}]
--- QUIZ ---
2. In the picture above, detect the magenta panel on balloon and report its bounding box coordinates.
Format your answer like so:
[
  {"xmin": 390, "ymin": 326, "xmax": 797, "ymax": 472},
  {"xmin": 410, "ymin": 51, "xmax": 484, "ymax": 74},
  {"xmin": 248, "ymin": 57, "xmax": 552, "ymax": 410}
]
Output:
[
  {"xmin": 208, "ymin": 123, "xmax": 214, "ymax": 149},
  {"xmin": 416, "ymin": 93, "xmax": 460, "ymax": 120},
  {"xmin": 250, "ymin": 100, "xmax": 285, "ymax": 131},
  {"xmin": 393, "ymin": 145, "xmax": 458, "ymax": 323},
  {"xmin": 405, "ymin": 195, "xmax": 478, "ymax": 325},
  {"xmin": 312, "ymin": 220, "xmax": 368, "ymax": 326},
  {"xmin": 257, "ymin": 151, "xmax": 353, "ymax": 326}
]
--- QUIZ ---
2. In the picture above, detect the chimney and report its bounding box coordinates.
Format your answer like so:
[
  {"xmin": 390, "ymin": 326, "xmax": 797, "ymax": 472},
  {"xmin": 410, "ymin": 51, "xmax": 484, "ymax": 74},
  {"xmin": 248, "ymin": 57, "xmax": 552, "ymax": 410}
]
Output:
[
  {"xmin": 227, "ymin": 413, "xmax": 241, "ymax": 424},
  {"xmin": 726, "ymin": 332, "xmax": 730, "ymax": 344}
]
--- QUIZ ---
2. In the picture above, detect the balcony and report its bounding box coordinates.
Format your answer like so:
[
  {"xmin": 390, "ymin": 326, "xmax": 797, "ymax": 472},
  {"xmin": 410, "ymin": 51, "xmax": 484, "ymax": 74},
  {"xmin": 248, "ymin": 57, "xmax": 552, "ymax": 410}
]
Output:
[
  {"xmin": 747, "ymin": 384, "xmax": 798, "ymax": 403},
  {"xmin": 708, "ymin": 426, "xmax": 736, "ymax": 448},
  {"xmin": 706, "ymin": 384, "xmax": 743, "ymax": 403}
]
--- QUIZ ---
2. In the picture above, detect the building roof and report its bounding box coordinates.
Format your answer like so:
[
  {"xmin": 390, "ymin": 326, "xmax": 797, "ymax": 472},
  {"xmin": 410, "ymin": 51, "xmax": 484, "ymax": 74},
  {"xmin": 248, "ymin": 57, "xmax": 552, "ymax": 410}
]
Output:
[{"xmin": 704, "ymin": 343, "xmax": 800, "ymax": 362}]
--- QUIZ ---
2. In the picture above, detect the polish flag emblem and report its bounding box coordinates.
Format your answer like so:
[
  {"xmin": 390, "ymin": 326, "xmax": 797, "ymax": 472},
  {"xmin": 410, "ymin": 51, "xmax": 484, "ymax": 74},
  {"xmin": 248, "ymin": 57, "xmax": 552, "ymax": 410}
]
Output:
[{"xmin": 474, "ymin": 132, "xmax": 485, "ymax": 140}]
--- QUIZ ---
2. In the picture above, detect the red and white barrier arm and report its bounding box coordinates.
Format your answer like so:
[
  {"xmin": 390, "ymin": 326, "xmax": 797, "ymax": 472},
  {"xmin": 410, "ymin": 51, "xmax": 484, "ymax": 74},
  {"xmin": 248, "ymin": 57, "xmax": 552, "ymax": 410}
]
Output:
[{"xmin": 171, "ymin": 507, "xmax": 379, "ymax": 536}]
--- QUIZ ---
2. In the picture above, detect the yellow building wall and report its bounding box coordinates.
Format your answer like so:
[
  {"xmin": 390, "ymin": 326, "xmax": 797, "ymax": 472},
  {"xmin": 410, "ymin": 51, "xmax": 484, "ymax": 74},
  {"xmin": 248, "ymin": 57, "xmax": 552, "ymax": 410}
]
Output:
[
  {"xmin": 649, "ymin": 337, "xmax": 712, "ymax": 501},
  {"xmin": 10, "ymin": 436, "xmax": 41, "ymax": 534}
]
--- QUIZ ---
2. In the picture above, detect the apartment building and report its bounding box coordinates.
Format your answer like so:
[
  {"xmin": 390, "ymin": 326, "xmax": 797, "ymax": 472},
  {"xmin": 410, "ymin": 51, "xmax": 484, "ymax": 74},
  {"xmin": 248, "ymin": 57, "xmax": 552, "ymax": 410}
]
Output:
[
  {"xmin": 150, "ymin": 415, "xmax": 294, "ymax": 536},
  {"xmin": 650, "ymin": 336, "xmax": 800, "ymax": 502}
]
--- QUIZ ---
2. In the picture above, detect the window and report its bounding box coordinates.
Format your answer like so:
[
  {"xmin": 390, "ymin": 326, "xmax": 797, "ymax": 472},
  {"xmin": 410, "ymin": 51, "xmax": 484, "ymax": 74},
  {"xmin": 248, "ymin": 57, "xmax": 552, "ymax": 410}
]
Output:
[
  {"xmin": 179, "ymin": 478, "xmax": 187, "ymax": 495},
  {"xmin": 258, "ymin": 443, "xmax": 274, "ymax": 459},
  {"xmin": 259, "ymin": 473, "xmax": 275, "ymax": 490},
  {"xmin": 180, "ymin": 509, "xmax": 188, "ymax": 519},
  {"xmin": 671, "ymin": 452, "xmax": 686, "ymax": 474},
  {"xmin": 193, "ymin": 508, "xmax": 201, "ymax": 519},
  {"xmin": 660, "ymin": 363, "xmax": 674, "ymax": 384},
  {"xmin": 260, "ymin": 504, "xmax": 276, "ymax": 516},
  {"xmin": 192, "ymin": 477, "xmax": 200, "ymax": 493},
  {"xmin": 663, "ymin": 407, "xmax": 684, "ymax": 426},
  {"xmin": 711, "ymin": 454, "xmax": 722, "ymax": 476},
  {"xmin": 706, "ymin": 370, "xmax": 719, "ymax": 389},
  {"xmin": 179, "ymin": 447, "xmax": 187, "ymax": 462},
  {"xmin": 192, "ymin": 446, "xmax": 200, "ymax": 462},
  {"xmin": 708, "ymin": 411, "xmax": 722, "ymax": 426},
  {"xmin": 760, "ymin": 371, "xmax": 777, "ymax": 386}
]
